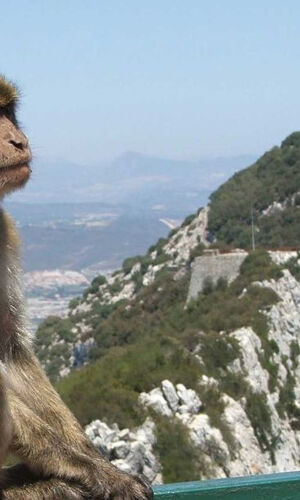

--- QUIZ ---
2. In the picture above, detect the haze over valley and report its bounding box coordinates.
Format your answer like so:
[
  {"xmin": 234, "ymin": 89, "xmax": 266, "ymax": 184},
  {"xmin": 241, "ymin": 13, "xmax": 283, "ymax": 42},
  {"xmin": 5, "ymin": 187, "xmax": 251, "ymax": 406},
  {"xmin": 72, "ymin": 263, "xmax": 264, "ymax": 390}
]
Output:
[{"xmin": 5, "ymin": 152, "xmax": 256, "ymax": 327}]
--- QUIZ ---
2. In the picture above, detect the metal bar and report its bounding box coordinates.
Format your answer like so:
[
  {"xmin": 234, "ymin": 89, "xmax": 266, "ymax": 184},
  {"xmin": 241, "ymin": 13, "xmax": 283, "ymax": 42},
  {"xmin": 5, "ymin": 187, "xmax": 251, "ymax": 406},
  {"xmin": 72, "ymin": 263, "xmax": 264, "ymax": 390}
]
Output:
[{"xmin": 153, "ymin": 471, "xmax": 300, "ymax": 499}]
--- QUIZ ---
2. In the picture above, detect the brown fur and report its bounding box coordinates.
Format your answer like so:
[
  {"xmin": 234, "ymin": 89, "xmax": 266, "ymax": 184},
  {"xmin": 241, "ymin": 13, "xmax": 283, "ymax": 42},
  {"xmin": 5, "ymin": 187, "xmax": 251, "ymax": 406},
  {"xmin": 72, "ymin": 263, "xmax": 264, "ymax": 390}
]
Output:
[
  {"xmin": 0, "ymin": 77, "xmax": 153, "ymax": 499},
  {"xmin": 0, "ymin": 368, "xmax": 11, "ymax": 469}
]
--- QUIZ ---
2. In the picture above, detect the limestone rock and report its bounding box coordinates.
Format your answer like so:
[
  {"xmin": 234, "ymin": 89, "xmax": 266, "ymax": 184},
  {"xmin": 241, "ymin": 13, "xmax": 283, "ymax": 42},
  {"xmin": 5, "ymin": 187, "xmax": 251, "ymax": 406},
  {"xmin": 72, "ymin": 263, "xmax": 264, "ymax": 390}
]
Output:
[
  {"xmin": 85, "ymin": 418, "xmax": 161, "ymax": 484},
  {"xmin": 161, "ymin": 379, "xmax": 179, "ymax": 412},
  {"xmin": 176, "ymin": 384, "xmax": 202, "ymax": 414},
  {"xmin": 139, "ymin": 387, "xmax": 172, "ymax": 417},
  {"xmin": 139, "ymin": 381, "xmax": 201, "ymax": 417}
]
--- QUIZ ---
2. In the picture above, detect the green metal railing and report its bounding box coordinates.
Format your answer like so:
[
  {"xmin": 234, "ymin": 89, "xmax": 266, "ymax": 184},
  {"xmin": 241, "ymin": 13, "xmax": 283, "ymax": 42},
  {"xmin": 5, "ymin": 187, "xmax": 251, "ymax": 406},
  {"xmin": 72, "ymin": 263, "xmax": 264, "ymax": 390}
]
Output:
[{"xmin": 153, "ymin": 471, "xmax": 300, "ymax": 499}]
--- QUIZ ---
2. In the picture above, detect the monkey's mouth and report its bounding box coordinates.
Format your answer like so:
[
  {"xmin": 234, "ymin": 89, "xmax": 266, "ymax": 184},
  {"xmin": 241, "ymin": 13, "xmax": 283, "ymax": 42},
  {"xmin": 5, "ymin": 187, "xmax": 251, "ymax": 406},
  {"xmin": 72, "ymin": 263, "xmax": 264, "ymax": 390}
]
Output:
[{"xmin": 0, "ymin": 162, "xmax": 31, "ymax": 187}]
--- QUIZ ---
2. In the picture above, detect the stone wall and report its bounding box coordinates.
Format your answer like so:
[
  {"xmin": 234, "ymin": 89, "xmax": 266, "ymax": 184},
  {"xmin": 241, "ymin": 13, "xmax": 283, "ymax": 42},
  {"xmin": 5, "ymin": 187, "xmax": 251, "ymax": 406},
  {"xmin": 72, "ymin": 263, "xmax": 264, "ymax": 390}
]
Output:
[{"xmin": 187, "ymin": 251, "xmax": 248, "ymax": 302}]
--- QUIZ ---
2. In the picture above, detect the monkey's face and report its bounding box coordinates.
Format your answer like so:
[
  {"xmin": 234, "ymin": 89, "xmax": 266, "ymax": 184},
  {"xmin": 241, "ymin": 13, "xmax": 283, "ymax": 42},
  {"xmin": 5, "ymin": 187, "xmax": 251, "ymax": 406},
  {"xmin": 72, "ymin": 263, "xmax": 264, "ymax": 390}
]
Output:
[{"xmin": 0, "ymin": 111, "xmax": 31, "ymax": 197}]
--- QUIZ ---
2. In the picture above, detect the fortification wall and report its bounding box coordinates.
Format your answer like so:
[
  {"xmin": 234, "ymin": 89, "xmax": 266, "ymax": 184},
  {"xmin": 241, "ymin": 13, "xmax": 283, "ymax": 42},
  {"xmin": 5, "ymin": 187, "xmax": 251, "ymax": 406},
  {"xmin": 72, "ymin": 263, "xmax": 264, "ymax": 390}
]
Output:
[
  {"xmin": 187, "ymin": 249, "xmax": 298, "ymax": 302},
  {"xmin": 187, "ymin": 251, "xmax": 248, "ymax": 302}
]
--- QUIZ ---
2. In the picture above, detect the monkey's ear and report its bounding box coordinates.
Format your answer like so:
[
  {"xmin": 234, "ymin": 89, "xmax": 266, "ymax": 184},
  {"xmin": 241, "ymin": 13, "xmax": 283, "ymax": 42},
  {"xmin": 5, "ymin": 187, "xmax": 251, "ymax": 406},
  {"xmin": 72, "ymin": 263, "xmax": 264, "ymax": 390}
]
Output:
[{"xmin": 0, "ymin": 76, "xmax": 19, "ymax": 109}]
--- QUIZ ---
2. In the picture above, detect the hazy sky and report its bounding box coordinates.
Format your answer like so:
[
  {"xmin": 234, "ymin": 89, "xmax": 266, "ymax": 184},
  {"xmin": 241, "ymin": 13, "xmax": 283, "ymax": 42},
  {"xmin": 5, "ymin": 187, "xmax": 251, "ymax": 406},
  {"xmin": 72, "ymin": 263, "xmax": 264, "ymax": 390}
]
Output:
[{"xmin": 2, "ymin": 1, "xmax": 300, "ymax": 163}]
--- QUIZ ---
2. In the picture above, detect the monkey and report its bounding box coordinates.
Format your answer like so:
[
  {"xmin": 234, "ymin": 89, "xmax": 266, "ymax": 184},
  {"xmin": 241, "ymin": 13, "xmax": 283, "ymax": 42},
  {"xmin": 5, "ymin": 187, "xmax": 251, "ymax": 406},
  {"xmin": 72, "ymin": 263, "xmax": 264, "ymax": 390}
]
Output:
[{"xmin": 0, "ymin": 76, "xmax": 153, "ymax": 499}]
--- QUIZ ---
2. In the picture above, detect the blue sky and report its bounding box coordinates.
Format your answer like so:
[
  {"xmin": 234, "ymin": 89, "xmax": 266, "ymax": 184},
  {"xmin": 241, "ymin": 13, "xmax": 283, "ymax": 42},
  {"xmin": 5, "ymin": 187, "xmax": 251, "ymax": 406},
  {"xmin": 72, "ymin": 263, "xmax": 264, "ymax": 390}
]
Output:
[{"xmin": 2, "ymin": 1, "xmax": 300, "ymax": 163}]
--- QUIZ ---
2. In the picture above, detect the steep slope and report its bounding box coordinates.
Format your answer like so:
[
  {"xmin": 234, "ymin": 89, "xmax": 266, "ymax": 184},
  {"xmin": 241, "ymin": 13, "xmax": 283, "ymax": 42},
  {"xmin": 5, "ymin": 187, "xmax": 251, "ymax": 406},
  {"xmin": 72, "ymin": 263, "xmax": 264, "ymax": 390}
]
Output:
[
  {"xmin": 35, "ymin": 247, "xmax": 300, "ymax": 482},
  {"xmin": 208, "ymin": 132, "xmax": 300, "ymax": 248},
  {"xmin": 35, "ymin": 206, "xmax": 209, "ymax": 381}
]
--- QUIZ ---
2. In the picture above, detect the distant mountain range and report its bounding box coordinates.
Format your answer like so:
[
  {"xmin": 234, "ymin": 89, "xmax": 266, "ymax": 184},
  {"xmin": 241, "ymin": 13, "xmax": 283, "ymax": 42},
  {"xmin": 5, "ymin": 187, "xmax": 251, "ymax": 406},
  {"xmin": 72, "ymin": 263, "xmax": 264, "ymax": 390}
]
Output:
[{"xmin": 9, "ymin": 152, "xmax": 257, "ymax": 214}]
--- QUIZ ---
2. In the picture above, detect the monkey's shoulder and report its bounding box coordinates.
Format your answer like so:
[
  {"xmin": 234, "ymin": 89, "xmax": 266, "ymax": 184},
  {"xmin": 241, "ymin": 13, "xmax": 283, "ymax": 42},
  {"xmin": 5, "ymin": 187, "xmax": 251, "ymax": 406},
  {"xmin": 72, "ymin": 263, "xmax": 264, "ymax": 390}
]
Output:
[{"xmin": 0, "ymin": 209, "xmax": 20, "ymax": 251}]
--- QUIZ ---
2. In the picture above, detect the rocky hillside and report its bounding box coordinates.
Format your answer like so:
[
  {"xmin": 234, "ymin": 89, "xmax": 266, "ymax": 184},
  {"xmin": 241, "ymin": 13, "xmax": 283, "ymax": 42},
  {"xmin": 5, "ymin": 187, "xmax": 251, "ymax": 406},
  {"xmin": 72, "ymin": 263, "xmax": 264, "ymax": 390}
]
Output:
[
  {"xmin": 34, "ymin": 132, "xmax": 300, "ymax": 483},
  {"xmin": 35, "ymin": 206, "xmax": 209, "ymax": 382}
]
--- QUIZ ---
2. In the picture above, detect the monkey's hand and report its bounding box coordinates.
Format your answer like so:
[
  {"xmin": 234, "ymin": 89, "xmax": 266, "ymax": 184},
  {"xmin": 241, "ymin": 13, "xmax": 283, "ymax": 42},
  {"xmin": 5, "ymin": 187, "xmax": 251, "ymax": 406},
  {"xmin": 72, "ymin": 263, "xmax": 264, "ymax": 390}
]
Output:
[
  {"xmin": 77, "ymin": 453, "xmax": 153, "ymax": 499},
  {"xmin": 112, "ymin": 473, "xmax": 153, "ymax": 500},
  {"xmin": 104, "ymin": 473, "xmax": 153, "ymax": 500}
]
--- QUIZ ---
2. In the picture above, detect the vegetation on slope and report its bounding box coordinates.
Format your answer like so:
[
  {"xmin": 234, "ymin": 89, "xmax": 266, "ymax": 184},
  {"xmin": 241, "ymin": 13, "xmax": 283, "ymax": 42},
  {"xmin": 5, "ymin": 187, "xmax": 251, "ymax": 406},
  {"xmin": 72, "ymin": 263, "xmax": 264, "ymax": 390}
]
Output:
[
  {"xmin": 208, "ymin": 132, "xmax": 300, "ymax": 248},
  {"xmin": 154, "ymin": 416, "xmax": 199, "ymax": 483},
  {"xmin": 54, "ymin": 250, "xmax": 282, "ymax": 475}
]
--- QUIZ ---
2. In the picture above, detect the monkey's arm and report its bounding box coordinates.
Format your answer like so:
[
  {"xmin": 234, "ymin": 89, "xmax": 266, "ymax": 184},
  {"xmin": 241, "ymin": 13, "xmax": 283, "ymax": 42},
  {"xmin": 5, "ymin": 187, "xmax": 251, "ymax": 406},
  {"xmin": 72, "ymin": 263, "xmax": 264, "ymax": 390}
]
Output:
[{"xmin": 6, "ymin": 349, "xmax": 152, "ymax": 499}]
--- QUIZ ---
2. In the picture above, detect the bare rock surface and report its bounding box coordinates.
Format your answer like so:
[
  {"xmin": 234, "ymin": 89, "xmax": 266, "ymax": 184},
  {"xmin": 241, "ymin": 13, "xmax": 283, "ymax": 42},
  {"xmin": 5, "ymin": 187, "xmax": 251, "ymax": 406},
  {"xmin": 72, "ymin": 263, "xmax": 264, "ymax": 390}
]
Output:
[{"xmin": 85, "ymin": 418, "xmax": 161, "ymax": 484}]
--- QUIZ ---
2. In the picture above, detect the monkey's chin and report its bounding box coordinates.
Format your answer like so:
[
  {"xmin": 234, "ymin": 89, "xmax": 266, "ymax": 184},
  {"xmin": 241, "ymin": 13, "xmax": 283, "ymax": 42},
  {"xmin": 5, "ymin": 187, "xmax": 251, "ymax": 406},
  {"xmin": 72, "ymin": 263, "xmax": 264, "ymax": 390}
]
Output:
[{"xmin": 0, "ymin": 164, "xmax": 31, "ymax": 197}]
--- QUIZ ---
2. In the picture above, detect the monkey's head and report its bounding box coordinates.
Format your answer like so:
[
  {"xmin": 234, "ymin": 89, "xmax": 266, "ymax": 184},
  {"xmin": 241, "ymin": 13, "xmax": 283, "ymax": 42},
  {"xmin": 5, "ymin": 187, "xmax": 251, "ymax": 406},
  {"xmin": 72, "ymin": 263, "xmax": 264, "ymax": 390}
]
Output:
[{"xmin": 0, "ymin": 76, "xmax": 31, "ymax": 198}]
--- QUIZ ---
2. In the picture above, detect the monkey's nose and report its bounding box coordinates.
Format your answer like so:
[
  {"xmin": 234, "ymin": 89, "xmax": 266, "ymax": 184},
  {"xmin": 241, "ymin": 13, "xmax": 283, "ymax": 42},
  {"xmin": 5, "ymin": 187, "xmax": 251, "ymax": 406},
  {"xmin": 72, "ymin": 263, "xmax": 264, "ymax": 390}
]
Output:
[{"xmin": 9, "ymin": 137, "xmax": 28, "ymax": 152}]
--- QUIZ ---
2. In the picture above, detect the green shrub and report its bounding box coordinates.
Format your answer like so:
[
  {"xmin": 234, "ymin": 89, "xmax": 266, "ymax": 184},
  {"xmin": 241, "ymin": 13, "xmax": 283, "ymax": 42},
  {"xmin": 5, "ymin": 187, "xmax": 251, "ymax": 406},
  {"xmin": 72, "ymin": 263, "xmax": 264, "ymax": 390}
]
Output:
[
  {"xmin": 200, "ymin": 384, "xmax": 237, "ymax": 455},
  {"xmin": 69, "ymin": 297, "xmax": 80, "ymax": 309},
  {"xmin": 285, "ymin": 252, "xmax": 300, "ymax": 281},
  {"xmin": 154, "ymin": 416, "xmax": 199, "ymax": 483},
  {"xmin": 202, "ymin": 277, "xmax": 214, "ymax": 295},
  {"xmin": 83, "ymin": 275, "xmax": 107, "ymax": 297},
  {"xmin": 246, "ymin": 391, "xmax": 276, "ymax": 463},
  {"xmin": 132, "ymin": 271, "xmax": 143, "ymax": 293},
  {"xmin": 239, "ymin": 250, "xmax": 282, "ymax": 284},
  {"xmin": 181, "ymin": 213, "xmax": 196, "ymax": 227},
  {"xmin": 188, "ymin": 243, "xmax": 205, "ymax": 263},
  {"xmin": 198, "ymin": 332, "xmax": 240, "ymax": 375},
  {"xmin": 109, "ymin": 279, "xmax": 123, "ymax": 294},
  {"xmin": 122, "ymin": 256, "xmax": 142, "ymax": 275}
]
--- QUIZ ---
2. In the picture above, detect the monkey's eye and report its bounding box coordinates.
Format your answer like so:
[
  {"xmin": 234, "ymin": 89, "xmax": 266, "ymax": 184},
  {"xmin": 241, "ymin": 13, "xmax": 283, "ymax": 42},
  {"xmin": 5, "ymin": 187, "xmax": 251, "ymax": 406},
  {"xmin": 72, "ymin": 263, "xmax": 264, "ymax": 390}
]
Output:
[{"xmin": 1, "ymin": 106, "xmax": 18, "ymax": 126}]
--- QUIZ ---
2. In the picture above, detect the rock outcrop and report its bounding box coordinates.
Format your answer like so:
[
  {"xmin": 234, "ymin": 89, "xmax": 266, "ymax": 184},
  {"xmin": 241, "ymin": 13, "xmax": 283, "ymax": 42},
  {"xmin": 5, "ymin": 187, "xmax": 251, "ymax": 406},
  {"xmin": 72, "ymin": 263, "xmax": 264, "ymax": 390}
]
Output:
[
  {"xmin": 85, "ymin": 418, "xmax": 162, "ymax": 484},
  {"xmin": 139, "ymin": 381, "xmax": 201, "ymax": 417}
]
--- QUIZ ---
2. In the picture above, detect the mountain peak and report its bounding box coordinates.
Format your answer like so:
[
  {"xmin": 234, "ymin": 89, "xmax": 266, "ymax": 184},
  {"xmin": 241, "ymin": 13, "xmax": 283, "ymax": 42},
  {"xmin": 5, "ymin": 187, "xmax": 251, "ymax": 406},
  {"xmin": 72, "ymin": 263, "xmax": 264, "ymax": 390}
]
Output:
[{"xmin": 281, "ymin": 131, "xmax": 300, "ymax": 148}]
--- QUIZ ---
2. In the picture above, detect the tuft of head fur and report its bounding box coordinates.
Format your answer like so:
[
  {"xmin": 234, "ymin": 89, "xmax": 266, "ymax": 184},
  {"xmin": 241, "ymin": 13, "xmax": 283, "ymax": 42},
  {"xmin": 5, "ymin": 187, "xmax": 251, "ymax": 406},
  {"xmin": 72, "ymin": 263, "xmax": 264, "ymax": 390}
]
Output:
[{"xmin": 0, "ymin": 76, "xmax": 18, "ymax": 108}]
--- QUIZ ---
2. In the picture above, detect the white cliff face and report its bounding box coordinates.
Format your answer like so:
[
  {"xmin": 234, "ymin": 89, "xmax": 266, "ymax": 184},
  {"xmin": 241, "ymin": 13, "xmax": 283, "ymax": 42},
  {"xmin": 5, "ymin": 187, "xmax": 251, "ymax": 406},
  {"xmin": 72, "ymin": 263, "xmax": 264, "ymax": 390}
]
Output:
[
  {"xmin": 85, "ymin": 418, "xmax": 162, "ymax": 484},
  {"xmin": 261, "ymin": 269, "xmax": 300, "ymax": 361},
  {"xmin": 163, "ymin": 206, "xmax": 210, "ymax": 264},
  {"xmin": 229, "ymin": 327, "xmax": 270, "ymax": 394}
]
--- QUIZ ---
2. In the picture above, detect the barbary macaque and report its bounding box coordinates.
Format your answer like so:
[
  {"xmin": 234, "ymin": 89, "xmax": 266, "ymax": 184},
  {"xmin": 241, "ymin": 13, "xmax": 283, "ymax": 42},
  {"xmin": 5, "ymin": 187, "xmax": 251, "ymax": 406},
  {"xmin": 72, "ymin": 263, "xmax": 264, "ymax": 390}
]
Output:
[{"xmin": 0, "ymin": 76, "xmax": 153, "ymax": 499}]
